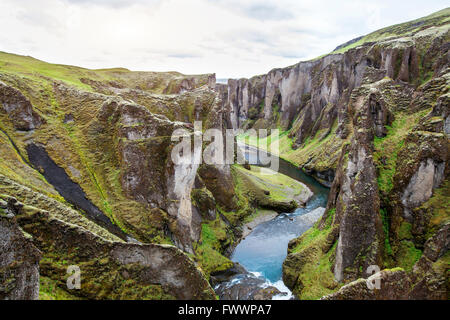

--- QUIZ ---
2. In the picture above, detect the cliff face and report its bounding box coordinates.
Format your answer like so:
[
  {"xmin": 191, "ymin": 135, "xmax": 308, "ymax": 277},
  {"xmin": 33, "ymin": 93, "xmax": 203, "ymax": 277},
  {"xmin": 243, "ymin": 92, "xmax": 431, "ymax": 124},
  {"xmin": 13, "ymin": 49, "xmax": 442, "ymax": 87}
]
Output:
[
  {"xmin": 0, "ymin": 52, "xmax": 238, "ymax": 299},
  {"xmin": 0, "ymin": 199, "xmax": 41, "ymax": 300},
  {"xmin": 282, "ymin": 12, "xmax": 449, "ymax": 299},
  {"xmin": 220, "ymin": 10, "xmax": 450, "ymax": 185},
  {"xmin": 0, "ymin": 8, "xmax": 449, "ymax": 301},
  {"xmin": 218, "ymin": 9, "xmax": 449, "ymax": 299}
]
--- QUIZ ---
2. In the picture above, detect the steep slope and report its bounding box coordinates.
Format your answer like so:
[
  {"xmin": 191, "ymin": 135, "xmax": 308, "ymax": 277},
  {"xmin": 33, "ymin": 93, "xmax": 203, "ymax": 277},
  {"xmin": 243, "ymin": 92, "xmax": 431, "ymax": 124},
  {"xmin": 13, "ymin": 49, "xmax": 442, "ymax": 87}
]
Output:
[
  {"xmin": 220, "ymin": 8, "xmax": 449, "ymax": 299},
  {"xmin": 0, "ymin": 8, "xmax": 448, "ymax": 301},
  {"xmin": 0, "ymin": 53, "xmax": 231, "ymax": 299},
  {"xmin": 0, "ymin": 49, "xmax": 289, "ymax": 299}
]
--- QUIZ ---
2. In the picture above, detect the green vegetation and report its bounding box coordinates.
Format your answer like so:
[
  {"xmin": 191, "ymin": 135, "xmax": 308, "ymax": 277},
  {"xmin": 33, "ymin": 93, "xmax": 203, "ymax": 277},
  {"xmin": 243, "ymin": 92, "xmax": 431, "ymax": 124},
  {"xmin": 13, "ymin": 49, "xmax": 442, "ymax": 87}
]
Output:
[
  {"xmin": 232, "ymin": 165, "xmax": 307, "ymax": 211},
  {"xmin": 0, "ymin": 51, "xmax": 213, "ymax": 94},
  {"xmin": 39, "ymin": 276, "xmax": 83, "ymax": 300},
  {"xmin": 287, "ymin": 217, "xmax": 340, "ymax": 300},
  {"xmin": 380, "ymin": 208, "xmax": 393, "ymax": 256},
  {"xmin": 396, "ymin": 241, "xmax": 423, "ymax": 272},
  {"xmin": 331, "ymin": 8, "xmax": 450, "ymax": 54},
  {"xmin": 0, "ymin": 50, "xmax": 215, "ymax": 244},
  {"xmin": 417, "ymin": 180, "xmax": 450, "ymax": 238},
  {"xmin": 237, "ymin": 119, "xmax": 345, "ymax": 172},
  {"xmin": 236, "ymin": 165, "xmax": 306, "ymax": 198},
  {"xmin": 0, "ymin": 51, "xmax": 101, "ymax": 90},
  {"xmin": 238, "ymin": 129, "xmax": 293, "ymax": 157},
  {"xmin": 194, "ymin": 219, "xmax": 234, "ymax": 279},
  {"xmin": 374, "ymin": 109, "xmax": 431, "ymax": 194}
]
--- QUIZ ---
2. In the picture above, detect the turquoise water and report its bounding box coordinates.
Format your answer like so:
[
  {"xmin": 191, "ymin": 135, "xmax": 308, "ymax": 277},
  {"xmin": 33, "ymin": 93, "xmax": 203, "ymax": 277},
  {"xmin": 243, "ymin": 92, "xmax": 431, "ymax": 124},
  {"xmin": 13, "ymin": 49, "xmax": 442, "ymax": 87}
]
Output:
[
  {"xmin": 232, "ymin": 193, "xmax": 328, "ymax": 283},
  {"xmin": 233, "ymin": 144, "xmax": 329, "ymax": 284}
]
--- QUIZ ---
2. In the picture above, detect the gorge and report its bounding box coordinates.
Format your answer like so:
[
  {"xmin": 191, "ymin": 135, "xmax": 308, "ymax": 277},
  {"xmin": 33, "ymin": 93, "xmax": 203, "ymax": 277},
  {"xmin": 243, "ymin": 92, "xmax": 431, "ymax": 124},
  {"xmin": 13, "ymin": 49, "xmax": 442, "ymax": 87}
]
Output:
[{"xmin": 0, "ymin": 8, "xmax": 449, "ymax": 300}]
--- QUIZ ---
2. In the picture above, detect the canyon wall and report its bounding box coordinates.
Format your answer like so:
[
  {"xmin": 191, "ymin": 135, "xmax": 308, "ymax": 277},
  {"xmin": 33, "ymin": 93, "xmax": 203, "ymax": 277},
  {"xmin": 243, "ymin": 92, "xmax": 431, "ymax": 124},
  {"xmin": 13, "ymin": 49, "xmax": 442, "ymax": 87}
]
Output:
[{"xmin": 220, "ymin": 11, "xmax": 449, "ymax": 299}]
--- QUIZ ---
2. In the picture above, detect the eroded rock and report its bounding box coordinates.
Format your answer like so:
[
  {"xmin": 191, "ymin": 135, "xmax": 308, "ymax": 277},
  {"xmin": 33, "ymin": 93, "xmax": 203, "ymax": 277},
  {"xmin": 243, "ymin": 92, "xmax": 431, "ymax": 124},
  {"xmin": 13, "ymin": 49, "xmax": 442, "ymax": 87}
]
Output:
[
  {"xmin": 0, "ymin": 212, "xmax": 41, "ymax": 300},
  {"xmin": 9, "ymin": 197, "xmax": 215, "ymax": 300},
  {"xmin": 0, "ymin": 81, "xmax": 42, "ymax": 131}
]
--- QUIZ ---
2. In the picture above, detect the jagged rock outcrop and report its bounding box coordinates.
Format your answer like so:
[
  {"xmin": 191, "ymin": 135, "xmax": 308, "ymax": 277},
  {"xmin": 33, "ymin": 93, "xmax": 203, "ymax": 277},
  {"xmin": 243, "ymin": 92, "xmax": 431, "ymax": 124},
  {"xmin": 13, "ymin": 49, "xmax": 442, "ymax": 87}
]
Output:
[
  {"xmin": 0, "ymin": 60, "xmax": 242, "ymax": 299},
  {"xmin": 324, "ymin": 222, "xmax": 449, "ymax": 300},
  {"xmin": 219, "ymin": 17, "xmax": 449, "ymax": 180},
  {"xmin": 0, "ymin": 81, "xmax": 43, "ymax": 130},
  {"xmin": 4, "ymin": 196, "xmax": 215, "ymax": 300},
  {"xmin": 95, "ymin": 98, "xmax": 206, "ymax": 253},
  {"xmin": 322, "ymin": 268, "xmax": 412, "ymax": 300},
  {"xmin": 332, "ymin": 85, "xmax": 388, "ymax": 282},
  {"xmin": 0, "ymin": 199, "xmax": 41, "ymax": 300},
  {"xmin": 281, "ymin": 11, "xmax": 449, "ymax": 299},
  {"xmin": 0, "ymin": 8, "xmax": 448, "ymax": 301}
]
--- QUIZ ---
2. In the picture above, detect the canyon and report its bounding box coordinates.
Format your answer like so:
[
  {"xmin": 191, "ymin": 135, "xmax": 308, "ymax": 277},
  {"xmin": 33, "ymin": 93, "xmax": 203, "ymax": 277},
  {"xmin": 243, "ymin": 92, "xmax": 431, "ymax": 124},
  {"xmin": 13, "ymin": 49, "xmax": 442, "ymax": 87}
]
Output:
[{"xmin": 0, "ymin": 8, "xmax": 449, "ymax": 300}]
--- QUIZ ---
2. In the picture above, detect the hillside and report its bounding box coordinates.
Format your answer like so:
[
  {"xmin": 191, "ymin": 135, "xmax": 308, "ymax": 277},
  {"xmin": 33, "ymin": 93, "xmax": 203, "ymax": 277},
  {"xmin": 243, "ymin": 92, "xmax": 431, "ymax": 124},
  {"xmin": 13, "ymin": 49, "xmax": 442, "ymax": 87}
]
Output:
[{"xmin": 0, "ymin": 8, "xmax": 449, "ymax": 300}]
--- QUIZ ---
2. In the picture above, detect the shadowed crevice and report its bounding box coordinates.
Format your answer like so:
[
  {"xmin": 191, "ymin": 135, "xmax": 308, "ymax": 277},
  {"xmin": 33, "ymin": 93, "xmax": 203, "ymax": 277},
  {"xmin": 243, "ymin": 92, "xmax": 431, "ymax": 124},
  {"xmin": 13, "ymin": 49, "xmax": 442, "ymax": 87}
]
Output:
[{"xmin": 25, "ymin": 143, "xmax": 129, "ymax": 241}]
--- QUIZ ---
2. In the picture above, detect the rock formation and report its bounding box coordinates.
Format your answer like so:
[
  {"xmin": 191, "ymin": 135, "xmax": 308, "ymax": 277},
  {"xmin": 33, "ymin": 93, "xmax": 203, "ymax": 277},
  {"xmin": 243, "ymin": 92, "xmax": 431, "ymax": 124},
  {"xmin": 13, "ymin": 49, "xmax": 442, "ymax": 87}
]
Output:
[
  {"xmin": 220, "ymin": 9, "xmax": 449, "ymax": 299},
  {"xmin": 0, "ymin": 8, "xmax": 448, "ymax": 300}
]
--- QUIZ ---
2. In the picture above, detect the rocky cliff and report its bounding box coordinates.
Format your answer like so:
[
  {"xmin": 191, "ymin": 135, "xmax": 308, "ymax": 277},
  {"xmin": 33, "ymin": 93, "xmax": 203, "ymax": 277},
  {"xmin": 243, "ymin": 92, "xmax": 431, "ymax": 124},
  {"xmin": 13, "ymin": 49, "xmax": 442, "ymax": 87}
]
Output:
[
  {"xmin": 0, "ymin": 8, "xmax": 449, "ymax": 300},
  {"xmin": 218, "ymin": 9, "xmax": 449, "ymax": 299},
  {"xmin": 0, "ymin": 44, "xmax": 290, "ymax": 298},
  {"xmin": 0, "ymin": 50, "xmax": 241, "ymax": 298}
]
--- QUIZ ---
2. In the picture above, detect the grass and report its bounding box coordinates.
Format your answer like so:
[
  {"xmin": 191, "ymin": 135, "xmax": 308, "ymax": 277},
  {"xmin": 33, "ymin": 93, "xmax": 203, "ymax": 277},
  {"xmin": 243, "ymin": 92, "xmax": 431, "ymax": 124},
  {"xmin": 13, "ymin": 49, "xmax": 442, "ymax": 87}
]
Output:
[
  {"xmin": 330, "ymin": 8, "xmax": 450, "ymax": 55},
  {"xmin": 373, "ymin": 109, "xmax": 431, "ymax": 194},
  {"xmin": 237, "ymin": 129, "xmax": 293, "ymax": 157},
  {"xmin": 237, "ymin": 119, "xmax": 346, "ymax": 172},
  {"xmin": 0, "ymin": 51, "xmax": 104, "ymax": 90},
  {"xmin": 0, "ymin": 51, "xmax": 214, "ymax": 94},
  {"xmin": 380, "ymin": 208, "xmax": 393, "ymax": 256},
  {"xmin": 194, "ymin": 219, "xmax": 234, "ymax": 279},
  {"xmin": 233, "ymin": 165, "xmax": 307, "ymax": 206},
  {"xmin": 288, "ymin": 222, "xmax": 340, "ymax": 300},
  {"xmin": 396, "ymin": 241, "xmax": 423, "ymax": 272}
]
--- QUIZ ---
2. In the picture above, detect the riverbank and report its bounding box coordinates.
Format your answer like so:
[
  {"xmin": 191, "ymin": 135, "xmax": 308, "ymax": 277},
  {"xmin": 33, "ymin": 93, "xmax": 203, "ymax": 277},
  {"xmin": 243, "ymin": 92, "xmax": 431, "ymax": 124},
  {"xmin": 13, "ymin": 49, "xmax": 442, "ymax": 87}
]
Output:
[
  {"xmin": 212, "ymin": 145, "xmax": 330, "ymax": 300},
  {"xmin": 241, "ymin": 209, "xmax": 278, "ymax": 239}
]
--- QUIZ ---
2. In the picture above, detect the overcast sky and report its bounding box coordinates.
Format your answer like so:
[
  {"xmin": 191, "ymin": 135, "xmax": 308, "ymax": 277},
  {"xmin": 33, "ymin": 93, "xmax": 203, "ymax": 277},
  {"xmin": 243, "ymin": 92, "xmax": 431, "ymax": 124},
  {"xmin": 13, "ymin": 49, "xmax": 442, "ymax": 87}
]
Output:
[{"xmin": 0, "ymin": 0, "xmax": 448, "ymax": 79}]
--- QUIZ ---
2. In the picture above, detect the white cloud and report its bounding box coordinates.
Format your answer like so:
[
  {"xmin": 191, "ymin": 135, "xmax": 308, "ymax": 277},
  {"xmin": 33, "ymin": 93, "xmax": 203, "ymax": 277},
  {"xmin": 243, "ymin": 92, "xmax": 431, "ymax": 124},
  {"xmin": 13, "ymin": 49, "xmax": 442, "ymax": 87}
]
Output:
[{"xmin": 0, "ymin": 0, "xmax": 448, "ymax": 78}]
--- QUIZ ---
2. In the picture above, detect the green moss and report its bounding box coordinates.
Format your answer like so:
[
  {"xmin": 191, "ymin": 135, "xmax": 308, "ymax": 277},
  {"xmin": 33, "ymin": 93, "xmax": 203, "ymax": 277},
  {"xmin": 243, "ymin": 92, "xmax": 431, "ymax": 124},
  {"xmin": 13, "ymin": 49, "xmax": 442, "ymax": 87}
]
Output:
[
  {"xmin": 396, "ymin": 241, "xmax": 423, "ymax": 272},
  {"xmin": 194, "ymin": 219, "xmax": 234, "ymax": 279},
  {"xmin": 237, "ymin": 119, "xmax": 344, "ymax": 173},
  {"xmin": 325, "ymin": 208, "xmax": 336, "ymax": 228},
  {"xmin": 39, "ymin": 276, "xmax": 83, "ymax": 300},
  {"xmin": 287, "ymin": 213, "xmax": 342, "ymax": 299},
  {"xmin": 380, "ymin": 208, "xmax": 393, "ymax": 256},
  {"xmin": 291, "ymin": 228, "xmax": 340, "ymax": 299},
  {"xmin": 374, "ymin": 110, "xmax": 430, "ymax": 194},
  {"xmin": 330, "ymin": 8, "xmax": 450, "ymax": 55},
  {"xmin": 418, "ymin": 180, "xmax": 450, "ymax": 238},
  {"xmin": 398, "ymin": 221, "xmax": 413, "ymax": 240}
]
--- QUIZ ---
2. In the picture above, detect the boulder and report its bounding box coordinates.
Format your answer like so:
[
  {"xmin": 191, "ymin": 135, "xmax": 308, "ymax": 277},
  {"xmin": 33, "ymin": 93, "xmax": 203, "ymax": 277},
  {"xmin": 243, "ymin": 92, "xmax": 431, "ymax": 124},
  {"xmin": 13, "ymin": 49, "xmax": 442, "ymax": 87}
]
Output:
[
  {"xmin": 0, "ymin": 211, "xmax": 41, "ymax": 300},
  {"xmin": 0, "ymin": 81, "xmax": 42, "ymax": 130}
]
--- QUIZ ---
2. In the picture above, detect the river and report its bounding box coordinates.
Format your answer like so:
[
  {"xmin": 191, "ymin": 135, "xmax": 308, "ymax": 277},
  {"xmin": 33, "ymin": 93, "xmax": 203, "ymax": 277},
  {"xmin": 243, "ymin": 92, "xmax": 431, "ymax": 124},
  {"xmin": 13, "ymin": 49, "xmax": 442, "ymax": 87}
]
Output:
[{"xmin": 216, "ymin": 143, "xmax": 329, "ymax": 299}]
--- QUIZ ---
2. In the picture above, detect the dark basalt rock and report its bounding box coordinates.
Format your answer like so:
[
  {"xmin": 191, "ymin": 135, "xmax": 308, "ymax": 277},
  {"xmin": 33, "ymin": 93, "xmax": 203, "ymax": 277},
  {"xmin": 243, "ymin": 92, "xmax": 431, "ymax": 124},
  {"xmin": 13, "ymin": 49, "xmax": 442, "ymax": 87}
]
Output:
[
  {"xmin": 0, "ymin": 209, "xmax": 41, "ymax": 300},
  {"xmin": 209, "ymin": 262, "xmax": 247, "ymax": 287},
  {"xmin": 0, "ymin": 81, "xmax": 43, "ymax": 131}
]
